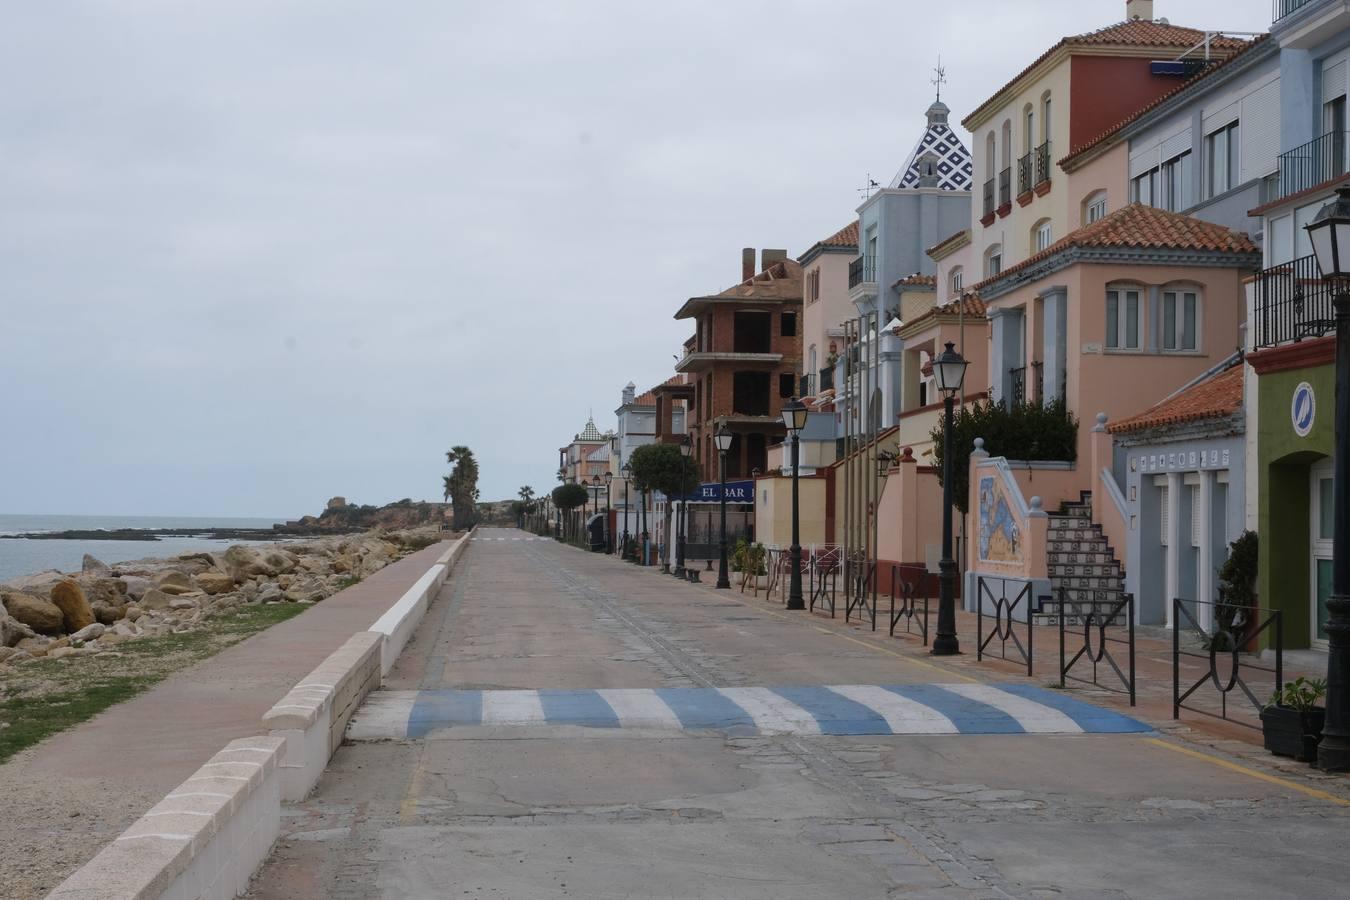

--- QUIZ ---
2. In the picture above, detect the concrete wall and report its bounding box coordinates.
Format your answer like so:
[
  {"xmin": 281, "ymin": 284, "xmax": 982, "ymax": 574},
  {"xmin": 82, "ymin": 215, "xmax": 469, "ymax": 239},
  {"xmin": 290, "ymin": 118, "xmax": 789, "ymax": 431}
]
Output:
[{"xmin": 755, "ymin": 475, "xmax": 827, "ymax": 548}]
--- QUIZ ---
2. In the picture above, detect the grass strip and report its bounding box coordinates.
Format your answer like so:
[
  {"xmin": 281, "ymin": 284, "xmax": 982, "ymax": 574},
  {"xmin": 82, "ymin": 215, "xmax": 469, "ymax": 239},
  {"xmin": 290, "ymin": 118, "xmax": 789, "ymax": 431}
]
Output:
[{"xmin": 0, "ymin": 602, "xmax": 308, "ymax": 764}]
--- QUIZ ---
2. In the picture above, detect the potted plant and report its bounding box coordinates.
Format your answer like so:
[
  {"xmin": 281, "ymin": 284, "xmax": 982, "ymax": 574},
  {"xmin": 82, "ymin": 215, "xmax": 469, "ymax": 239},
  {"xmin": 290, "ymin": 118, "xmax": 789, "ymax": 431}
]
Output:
[{"xmin": 1261, "ymin": 676, "xmax": 1327, "ymax": 763}]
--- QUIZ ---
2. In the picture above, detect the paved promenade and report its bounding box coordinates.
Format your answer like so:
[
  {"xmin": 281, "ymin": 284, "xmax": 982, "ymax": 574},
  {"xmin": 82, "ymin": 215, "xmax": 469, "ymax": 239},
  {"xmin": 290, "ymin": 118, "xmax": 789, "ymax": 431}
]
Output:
[{"xmin": 251, "ymin": 528, "xmax": 1350, "ymax": 899}]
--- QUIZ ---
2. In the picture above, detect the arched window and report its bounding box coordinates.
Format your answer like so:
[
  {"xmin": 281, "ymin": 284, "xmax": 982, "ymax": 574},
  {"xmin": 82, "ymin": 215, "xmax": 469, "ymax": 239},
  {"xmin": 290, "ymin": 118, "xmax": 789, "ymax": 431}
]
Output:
[
  {"xmin": 1000, "ymin": 120, "xmax": 1012, "ymax": 170},
  {"xmin": 1083, "ymin": 190, "xmax": 1108, "ymax": 224},
  {"xmin": 1041, "ymin": 91, "xmax": 1053, "ymax": 145},
  {"xmin": 1023, "ymin": 104, "xmax": 1035, "ymax": 154},
  {"xmin": 984, "ymin": 244, "xmax": 1003, "ymax": 278},
  {"xmin": 985, "ymin": 131, "xmax": 996, "ymax": 178},
  {"xmin": 1031, "ymin": 218, "xmax": 1053, "ymax": 253},
  {"xmin": 949, "ymin": 266, "xmax": 964, "ymax": 297}
]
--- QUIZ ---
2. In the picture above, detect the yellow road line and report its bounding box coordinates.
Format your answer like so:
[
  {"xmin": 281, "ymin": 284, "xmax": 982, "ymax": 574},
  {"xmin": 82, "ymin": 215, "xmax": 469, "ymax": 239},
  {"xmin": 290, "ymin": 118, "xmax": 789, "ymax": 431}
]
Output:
[
  {"xmin": 398, "ymin": 743, "xmax": 428, "ymax": 824},
  {"xmin": 1143, "ymin": 737, "xmax": 1350, "ymax": 806},
  {"xmin": 716, "ymin": 590, "xmax": 977, "ymax": 683}
]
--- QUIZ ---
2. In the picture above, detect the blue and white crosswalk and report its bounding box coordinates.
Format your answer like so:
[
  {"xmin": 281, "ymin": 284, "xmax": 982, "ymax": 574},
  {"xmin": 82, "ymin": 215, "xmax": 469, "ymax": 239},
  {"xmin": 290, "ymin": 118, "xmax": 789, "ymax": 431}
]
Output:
[{"xmin": 347, "ymin": 683, "xmax": 1149, "ymax": 740}]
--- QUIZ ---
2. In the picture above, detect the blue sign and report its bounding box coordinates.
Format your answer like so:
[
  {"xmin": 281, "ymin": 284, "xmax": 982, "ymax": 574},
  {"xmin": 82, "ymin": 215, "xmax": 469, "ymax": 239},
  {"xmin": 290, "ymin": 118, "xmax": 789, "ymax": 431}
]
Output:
[
  {"xmin": 1292, "ymin": 381, "xmax": 1315, "ymax": 438},
  {"xmin": 685, "ymin": 480, "xmax": 755, "ymax": 504}
]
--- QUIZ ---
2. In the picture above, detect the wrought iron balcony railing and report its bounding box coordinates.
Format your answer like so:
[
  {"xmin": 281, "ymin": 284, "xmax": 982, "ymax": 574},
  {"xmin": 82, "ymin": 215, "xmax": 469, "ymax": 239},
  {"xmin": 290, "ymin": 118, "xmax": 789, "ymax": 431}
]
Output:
[
  {"xmin": 983, "ymin": 178, "xmax": 996, "ymax": 217},
  {"xmin": 1035, "ymin": 141, "xmax": 1052, "ymax": 187},
  {"xmin": 819, "ymin": 366, "xmax": 834, "ymax": 391},
  {"xmin": 1251, "ymin": 253, "xmax": 1336, "ymax": 348},
  {"xmin": 847, "ymin": 254, "xmax": 876, "ymax": 289},
  {"xmin": 1017, "ymin": 152, "xmax": 1033, "ymax": 195},
  {"xmin": 1277, "ymin": 131, "xmax": 1348, "ymax": 202},
  {"xmin": 998, "ymin": 167, "xmax": 1012, "ymax": 208},
  {"xmin": 1009, "ymin": 365, "xmax": 1027, "ymax": 406},
  {"xmin": 1274, "ymin": 0, "xmax": 1318, "ymax": 21}
]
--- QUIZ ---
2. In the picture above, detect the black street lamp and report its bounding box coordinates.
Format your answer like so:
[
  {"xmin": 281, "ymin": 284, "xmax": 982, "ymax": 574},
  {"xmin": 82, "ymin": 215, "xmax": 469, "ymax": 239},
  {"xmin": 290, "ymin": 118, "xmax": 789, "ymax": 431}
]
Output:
[
  {"xmin": 931, "ymin": 341, "xmax": 969, "ymax": 656},
  {"xmin": 675, "ymin": 435, "xmax": 692, "ymax": 577},
  {"xmin": 783, "ymin": 397, "xmax": 808, "ymax": 610},
  {"xmin": 714, "ymin": 422, "xmax": 734, "ymax": 589},
  {"xmin": 591, "ymin": 475, "xmax": 601, "ymax": 549},
  {"xmin": 604, "ymin": 470, "xmax": 614, "ymax": 554},
  {"xmin": 621, "ymin": 461, "xmax": 632, "ymax": 560},
  {"xmin": 1306, "ymin": 187, "xmax": 1350, "ymax": 771},
  {"xmin": 640, "ymin": 485, "xmax": 649, "ymax": 566}
]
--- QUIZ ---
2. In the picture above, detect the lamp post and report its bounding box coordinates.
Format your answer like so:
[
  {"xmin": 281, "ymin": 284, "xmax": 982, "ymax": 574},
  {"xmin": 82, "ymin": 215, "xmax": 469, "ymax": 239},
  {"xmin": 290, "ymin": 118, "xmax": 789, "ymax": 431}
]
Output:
[
  {"xmin": 675, "ymin": 435, "xmax": 692, "ymax": 577},
  {"xmin": 1305, "ymin": 187, "xmax": 1350, "ymax": 771},
  {"xmin": 931, "ymin": 341, "xmax": 969, "ymax": 656},
  {"xmin": 621, "ymin": 461, "xmax": 632, "ymax": 560},
  {"xmin": 714, "ymin": 422, "xmax": 734, "ymax": 589},
  {"xmin": 604, "ymin": 470, "xmax": 614, "ymax": 554},
  {"xmin": 591, "ymin": 475, "xmax": 602, "ymax": 549},
  {"xmin": 640, "ymin": 485, "xmax": 649, "ymax": 566},
  {"xmin": 782, "ymin": 397, "xmax": 808, "ymax": 610}
]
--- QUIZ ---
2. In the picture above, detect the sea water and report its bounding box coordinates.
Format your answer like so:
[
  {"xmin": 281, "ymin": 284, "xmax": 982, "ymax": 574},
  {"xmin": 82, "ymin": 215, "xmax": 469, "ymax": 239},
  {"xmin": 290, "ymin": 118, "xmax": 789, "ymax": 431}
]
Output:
[{"xmin": 0, "ymin": 514, "xmax": 288, "ymax": 583}]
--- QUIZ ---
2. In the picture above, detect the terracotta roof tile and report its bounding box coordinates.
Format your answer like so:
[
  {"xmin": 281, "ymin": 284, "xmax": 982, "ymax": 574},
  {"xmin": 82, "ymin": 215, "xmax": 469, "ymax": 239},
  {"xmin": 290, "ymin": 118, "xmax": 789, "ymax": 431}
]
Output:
[
  {"xmin": 1109, "ymin": 364, "xmax": 1243, "ymax": 434},
  {"xmin": 971, "ymin": 203, "xmax": 1258, "ymax": 293},
  {"xmin": 901, "ymin": 293, "xmax": 988, "ymax": 333},
  {"xmin": 819, "ymin": 221, "xmax": 858, "ymax": 248},
  {"xmin": 1060, "ymin": 34, "xmax": 1270, "ymax": 169},
  {"xmin": 714, "ymin": 258, "xmax": 803, "ymax": 301},
  {"xmin": 895, "ymin": 273, "xmax": 938, "ymax": 288},
  {"xmin": 962, "ymin": 21, "xmax": 1249, "ymax": 129},
  {"xmin": 634, "ymin": 374, "xmax": 686, "ymax": 406}
]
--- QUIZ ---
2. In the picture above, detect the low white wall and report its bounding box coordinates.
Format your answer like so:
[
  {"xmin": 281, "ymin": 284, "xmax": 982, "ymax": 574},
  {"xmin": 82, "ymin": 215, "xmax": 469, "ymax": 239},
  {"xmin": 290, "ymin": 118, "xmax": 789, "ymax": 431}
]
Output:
[
  {"xmin": 48, "ymin": 736, "xmax": 284, "ymax": 900},
  {"xmin": 47, "ymin": 530, "xmax": 475, "ymax": 899}
]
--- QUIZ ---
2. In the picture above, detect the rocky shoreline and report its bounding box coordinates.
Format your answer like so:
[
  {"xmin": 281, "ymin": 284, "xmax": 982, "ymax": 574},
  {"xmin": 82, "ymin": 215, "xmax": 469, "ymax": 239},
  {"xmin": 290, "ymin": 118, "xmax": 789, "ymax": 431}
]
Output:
[
  {"xmin": 0, "ymin": 528, "xmax": 441, "ymax": 666},
  {"xmin": 0, "ymin": 525, "xmax": 365, "ymax": 542}
]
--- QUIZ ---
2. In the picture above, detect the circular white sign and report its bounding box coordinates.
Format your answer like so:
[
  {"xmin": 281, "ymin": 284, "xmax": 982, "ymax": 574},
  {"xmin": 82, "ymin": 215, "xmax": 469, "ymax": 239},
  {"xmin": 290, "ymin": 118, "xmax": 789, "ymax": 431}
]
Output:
[{"xmin": 1292, "ymin": 381, "xmax": 1315, "ymax": 438}]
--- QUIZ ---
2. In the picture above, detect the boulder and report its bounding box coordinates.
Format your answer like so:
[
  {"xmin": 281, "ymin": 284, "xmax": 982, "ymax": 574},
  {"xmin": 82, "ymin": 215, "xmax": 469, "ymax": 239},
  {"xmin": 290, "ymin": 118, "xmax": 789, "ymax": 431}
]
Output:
[
  {"xmin": 83, "ymin": 577, "xmax": 128, "ymax": 608},
  {"xmin": 50, "ymin": 581, "xmax": 95, "ymax": 633},
  {"xmin": 2, "ymin": 569, "xmax": 64, "ymax": 594},
  {"xmin": 262, "ymin": 550, "xmax": 298, "ymax": 575},
  {"xmin": 118, "ymin": 575, "xmax": 153, "ymax": 601},
  {"xmin": 70, "ymin": 623, "xmax": 105, "ymax": 642},
  {"xmin": 155, "ymin": 572, "xmax": 195, "ymax": 595},
  {"xmin": 3, "ymin": 592, "xmax": 64, "ymax": 635},
  {"xmin": 257, "ymin": 584, "xmax": 283, "ymax": 604},
  {"xmin": 112, "ymin": 620, "xmax": 141, "ymax": 637},
  {"xmin": 91, "ymin": 602, "xmax": 126, "ymax": 626},
  {"xmin": 82, "ymin": 554, "xmax": 111, "ymax": 575},
  {"xmin": 222, "ymin": 546, "xmax": 273, "ymax": 579},
  {"xmin": 195, "ymin": 571, "xmax": 236, "ymax": 595},
  {"xmin": 0, "ymin": 646, "xmax": 18, "ymax": 664},
  {"xmin": 15, "ymin": 635, "xmax": 52, "ymax": 653},
  {"xmin": 0, "ymin": 609, "xmax": 35, "ymax": 647},
  {"xmin": 124, "ymin": 605, "xmax": 142, "ymax": 621},
  {"xmin": 139, "ymin": 589, "xmax": 174, "ymax": 611},
  {"xmin": 168, "ymin": 596, "xmax": 199, "ymax": 610},
  {"xmin": 284, "ymin": 578, "xmax": 325, "ymax": 603}
]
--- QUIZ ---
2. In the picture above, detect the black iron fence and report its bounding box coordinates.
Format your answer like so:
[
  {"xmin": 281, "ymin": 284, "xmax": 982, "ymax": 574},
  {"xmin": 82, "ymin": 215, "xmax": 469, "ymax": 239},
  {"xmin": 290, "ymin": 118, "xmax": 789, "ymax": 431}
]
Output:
[
  {"xmin": 1009, "ymin": 366, "xmax": 1027, "ymax": 406},
  {"xmin": 848, "ymin": 254, "xmax": 876, "ymax": 289},
  {"xmin": 1277, "ymin": 130, "xmax": 1348, "ymax": 201},
  {"xmin": 1058, "ymin": 588, "xmax": 1136, "ymax": 705},
  {"xmin": 976, "ymin": 576, "xmax": 1034, "ymax": 676},
  {"xmin": 983, "ymin": 177, "xmax": 995, "ymax": 218},
  {"xmin": 998, "ymin": 167, "xmax": 1012, "ymax": 208},
  {"xmin": 1017, "ymin": 152, "xmax": 1033, "ymax": 195},
  {"xmin": 1173, "ymin": 598, "xmax": 1283, "ymax": 728},
  {"xmin": 1274, "ymin": 0, "xmax": 1316, "ymax": 20},
  {"xmin": 844, "ymin": 556, "xmax": 876, "ymax": 629},
  {"xmin": 1034, "ymin": 141, "xmax": 1052, "ymax": 187},
  {"xmin": 809, "ymin": 555, "xmax": 840, "ymax": 617},
  {"xmin": 889, "ymin": 564, "xmax": 930, "ymax": 645},
  {"xmin": 1251, "ymin": 253, "xmax": 1336, "ymax": 348}
]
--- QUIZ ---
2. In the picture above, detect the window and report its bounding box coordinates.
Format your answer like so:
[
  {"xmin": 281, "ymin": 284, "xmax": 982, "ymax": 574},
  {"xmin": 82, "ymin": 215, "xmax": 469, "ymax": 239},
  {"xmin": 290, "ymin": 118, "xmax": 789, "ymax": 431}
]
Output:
[
  {"xmin": 807, "ymin": 267, "xmax": 820, "ymax": 303},
  {"xmin": 1106, "ymin": 286, "xmax": 1142, "ymax": 350},
  {"xmin": 781, "ymin": 311, "xmax": 797, "ymax": 337},
  {"xmin": 949, "ymin": 266, "xmax": 963, "ymax": 296},
  {"xmin": 1042, "ymin": 93, "xmax": 1052, "ymax": 143},
  {"xmin": 984, "ymin": 244, "xmax": 1002, "ymax": 278},
  {"xmin": 1033, "ymin": 219, "xmax": 1052, "ymax": 253},
  {"xmin": 1085, "ymin": 190, "xmax": 1107, "ymax": 223},
  {"xmin": 1206, "ymin": 121, "xmax": 1239, "ymax": 197},
  {"xmin": 1161, "ymin": 151, "xmax": 1192, "ymax": 212},
  {"xmin": 1024, "ymin": 105, "xmax": 1034, "ymax": 153},
  {"xmin": 1131, "ymin": 167, "xmax": 1158, "ymax": 205},
  {"xmin": 1161, "ymin": 289, "xmax": 1198, "ymax": 351},
  {"xmin": 779, "ymin": 373, "xmax": 795, "ymax": 398}
]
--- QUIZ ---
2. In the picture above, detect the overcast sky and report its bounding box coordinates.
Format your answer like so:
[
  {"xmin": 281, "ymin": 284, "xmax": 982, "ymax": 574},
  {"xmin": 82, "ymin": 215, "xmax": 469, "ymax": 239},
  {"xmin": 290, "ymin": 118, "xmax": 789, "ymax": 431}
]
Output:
[{"xmin": 0, "ymin": 1, "xmax": 1270, "ymax": 517}]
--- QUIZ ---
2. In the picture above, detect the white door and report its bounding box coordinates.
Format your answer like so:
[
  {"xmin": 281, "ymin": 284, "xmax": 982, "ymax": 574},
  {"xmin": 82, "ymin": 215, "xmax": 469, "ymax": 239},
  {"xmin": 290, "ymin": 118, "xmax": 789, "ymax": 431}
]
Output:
[{"xmin": 1312, "ymin": 459, "xmax": 1334, "ymax": 648}]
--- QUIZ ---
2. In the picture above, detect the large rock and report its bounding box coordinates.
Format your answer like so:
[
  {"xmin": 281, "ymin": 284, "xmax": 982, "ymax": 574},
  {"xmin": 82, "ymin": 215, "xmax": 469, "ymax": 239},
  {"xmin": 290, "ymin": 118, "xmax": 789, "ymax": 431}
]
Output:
[
  {"xmin": 284, "ymin": 577, "xmax": 325, "ymax": 603},
  {"xmin": 70, "ymin": 623, "xmax": 105, "ymax": 642},
  {"xmin": 82, "ymin": 554, "xmax": 111, "ymax": 575},
  {"xmin": 195, "ymin": 571, "xmax": 236, "ymax": 595},
  {"xmin": 155, "ymin": 572, "xmax": 195, "ymax": 595},
  {"xmin": 2, "ymin": 592, "xmax": 64, "ymax": 635},
  {"xmin": 83, "ymin": 577, "xmax": 128, "ymax": 608},
  {"xmin": 2, "ymin": 569, "xmax": 64, "ymax": 593},
  {"xmin": 222, "ymin": 546, "xmax": 273, "ymax": 579},
  {"xmin": 0, "ymin": 608, "xmax": 36, "ymax": 647},
  {"xmin": 262, "ymin": 550, "xmax": 298, "ymax": 575},
  {"xmin": 50, "ymin": 581, "xmax": 95, "ymax": 633},
  {"xmin": 118, "ymin": 575, "xmax": 153, "ymax": 601},
  {"xmin": 91, "ymin": 602, "xmax": 125, "ymax": 626},
  {"xmin": 257, "ymin": 584, "xmax": 283, "ymax": 603},
  {"xmin": 139, "ymin": 589, "xmax": 174, "ymax": 611}
]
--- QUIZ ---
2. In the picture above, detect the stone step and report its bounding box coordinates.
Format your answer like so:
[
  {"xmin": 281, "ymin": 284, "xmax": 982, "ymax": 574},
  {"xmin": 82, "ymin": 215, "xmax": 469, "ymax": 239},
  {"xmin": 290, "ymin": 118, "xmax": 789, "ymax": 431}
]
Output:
[
  {"xmin": 1049, "ymin": 587, "xmax": 1129, "ymax": 606},
  {"xmin": 1047, "ymin": 550, "xmax": 1116, "ymax": 564},
  {"xmin": 1048, "ymin": 541, "xmax": 1113, "ymax": 556},
  {"xmin": 1048, "ymin": 526, "xmax": 1103, "ymax": 542},
  {"xmin": 1048, "ymin": 562, "xmax": 1121, "ymax": 579},
  {"xmin": 1050, "ymin": 575, "xmax": 1124, "ymax": 591}
]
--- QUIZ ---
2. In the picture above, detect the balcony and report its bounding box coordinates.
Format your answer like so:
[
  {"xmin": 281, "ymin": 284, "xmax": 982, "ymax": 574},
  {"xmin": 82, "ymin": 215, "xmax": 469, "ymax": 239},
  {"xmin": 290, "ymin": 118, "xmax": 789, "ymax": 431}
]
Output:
[
  {"xmin": 1250, "ymin": 254, "xmax": 1335, "ymax": 349},
  {"xmin": 675, "ymin": 349, "xmax": 783, "ymax": 373},
  {"xmin": 982, "ymin": 177, "xmax": 996, "ymax": 222},
  {"xmin": 847, "ymin": 255, "xmax": 880, "ymax": 290},
  {"xmin": 1034, "ymin": 141, "xmax": 1052, "ymax": 191},
  {"xmin": 1017, "ymin": 153, "xmax": 1033, "ymax": 197},
  {"xmin": 1276, "ymin": 131, "xmax": 1348, "ymax": 203},
  {"xmin": 1274, "ymin": 0, "xmax": 1318, "ymax": 21},
  {"xmin": 998, "ymin": 167, "xmax": 1012, "ymax": 212},
  {"xmin": 819, "ymin": 366, "xmax": 834, "ymax": 391}
]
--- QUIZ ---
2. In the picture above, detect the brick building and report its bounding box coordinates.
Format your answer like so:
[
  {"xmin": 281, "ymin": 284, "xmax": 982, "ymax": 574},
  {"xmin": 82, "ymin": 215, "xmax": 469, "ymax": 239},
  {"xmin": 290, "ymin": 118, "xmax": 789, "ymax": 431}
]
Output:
[{"xmin": 673, "ymin": 248, "xmax": 803, "ymax": 482}]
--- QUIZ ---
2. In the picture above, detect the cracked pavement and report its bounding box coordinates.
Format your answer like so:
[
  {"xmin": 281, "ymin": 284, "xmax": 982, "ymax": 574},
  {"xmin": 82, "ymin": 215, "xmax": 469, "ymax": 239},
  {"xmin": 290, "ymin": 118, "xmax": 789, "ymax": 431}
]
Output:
[{"xmin": 248, "ymin": 528, "xmax": 1350, "ymax": 899}]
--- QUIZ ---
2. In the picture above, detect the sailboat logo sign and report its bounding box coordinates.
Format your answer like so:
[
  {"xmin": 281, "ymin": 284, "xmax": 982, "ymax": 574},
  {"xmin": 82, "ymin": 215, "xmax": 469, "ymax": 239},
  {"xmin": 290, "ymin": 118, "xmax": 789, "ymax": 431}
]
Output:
[{"xmin": 1292, "ymin": 382, "xmax": 1315, "ymax": 438}]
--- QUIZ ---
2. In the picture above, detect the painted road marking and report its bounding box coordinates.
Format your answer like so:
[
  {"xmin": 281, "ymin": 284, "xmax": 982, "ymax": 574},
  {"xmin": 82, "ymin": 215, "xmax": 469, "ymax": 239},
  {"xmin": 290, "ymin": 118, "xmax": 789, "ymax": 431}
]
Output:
[{"xmin": 348, "ymin": 684, "xmax": 1150, "ymax": 740}]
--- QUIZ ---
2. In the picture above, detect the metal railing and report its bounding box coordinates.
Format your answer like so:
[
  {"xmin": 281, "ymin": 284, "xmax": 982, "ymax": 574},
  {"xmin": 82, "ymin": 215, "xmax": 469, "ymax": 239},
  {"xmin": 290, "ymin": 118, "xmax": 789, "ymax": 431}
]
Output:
[
  {"xmin": 1251, "ymin": 254, "xmax": 1336, "ymax": 348},
  {"xmin": 889, "ymin": 564, "xmax": 931, "ymax": 645},
  {"xmin": 982, "ymin": 177, "xmax": 996, "ymax": 217},
  {"xmin": 1008, "ymin": 365, "xmax": 1027, "ymax": 406},
  {"xmin": 1277, "ymin": 130, "xmax": 1348, "ymax": 201},
  {"xmin": 847, "ymin": 254, "xmax": 876, "ymax": 289},
  {"xmin": 976, "ymin": 576, "xmax": 1034, "ymax": 676},
  {"xmin": 1173, "ymin": 597, "xmax": 1283, "ymax": 728},
  {"xmin": 1058, "ymin": 588, "xmax": 1136, "ymax": 705},
  {"xmin": 1274, "ymin": 0, "xmax": 1319, "ymax": 21},
  {"xmin": 1017, "ymin": 152, "xmax": 1033, "ymax": 195},
  {"xmin": 809, "ymin": 555, "xmax": 840, "ymax": 617},
  {"xmin": 998, "ymin": 167, "xmax": 1012, "ymax": 209},
  {"xmin": 844, "ymin": 555, "xmax": 876, "ymax": 629},
  {"xmin": 819, "ymin": 366, "xmax": 834, "ymax": 391},
  {"xmin": 1034, "ymin": 140, "xmax": 1052, "ymax": 187}
]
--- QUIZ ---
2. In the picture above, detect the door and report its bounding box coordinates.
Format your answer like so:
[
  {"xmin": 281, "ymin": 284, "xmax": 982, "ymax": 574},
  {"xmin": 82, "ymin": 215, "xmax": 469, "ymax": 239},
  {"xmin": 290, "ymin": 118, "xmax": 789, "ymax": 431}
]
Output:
[{"xmin": 1312, "ymin": 459, "xmax": 1334, "ymax": 647}]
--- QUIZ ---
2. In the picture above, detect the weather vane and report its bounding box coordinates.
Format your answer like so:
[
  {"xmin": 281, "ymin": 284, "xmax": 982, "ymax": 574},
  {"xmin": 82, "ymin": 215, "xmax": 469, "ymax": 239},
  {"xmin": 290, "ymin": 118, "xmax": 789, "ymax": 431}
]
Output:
[
  {"xmin": 932, "ymin": 56, "xmax": 947, "ymax": 102},
  {"xmin": 857, "ymin": 172, "xmax": 880, "ymax": 201}
]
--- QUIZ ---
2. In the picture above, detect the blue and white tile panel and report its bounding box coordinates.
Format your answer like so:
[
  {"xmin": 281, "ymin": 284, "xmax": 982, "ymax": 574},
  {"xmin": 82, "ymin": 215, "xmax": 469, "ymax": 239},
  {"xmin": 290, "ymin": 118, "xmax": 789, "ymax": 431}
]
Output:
[{"xmin": 347, "ymin": 683, "xmax": 1149, "ymax": 741}]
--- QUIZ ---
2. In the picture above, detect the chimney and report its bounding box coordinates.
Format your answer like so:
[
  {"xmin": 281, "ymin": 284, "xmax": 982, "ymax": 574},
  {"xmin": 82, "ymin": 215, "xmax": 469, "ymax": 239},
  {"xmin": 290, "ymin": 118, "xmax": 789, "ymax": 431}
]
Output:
[
  {"xmin": 742, "ymin": 248, "xmax": 756, "ymax": 282},
  {"xmin": 1125, "ymin": 0, "xmax": 1153, "ymax": 20},
  {"xmin": 761, "ymin": 249, "xmax": 788, "ymax": 271}
]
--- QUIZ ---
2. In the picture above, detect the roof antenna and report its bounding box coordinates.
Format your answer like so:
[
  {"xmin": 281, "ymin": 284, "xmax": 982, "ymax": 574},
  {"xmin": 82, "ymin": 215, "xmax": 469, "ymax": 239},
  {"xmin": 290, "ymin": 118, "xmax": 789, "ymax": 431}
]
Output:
[{"xmin": 932, "ymin": 56, "xmax": 947, "ymax": 103}]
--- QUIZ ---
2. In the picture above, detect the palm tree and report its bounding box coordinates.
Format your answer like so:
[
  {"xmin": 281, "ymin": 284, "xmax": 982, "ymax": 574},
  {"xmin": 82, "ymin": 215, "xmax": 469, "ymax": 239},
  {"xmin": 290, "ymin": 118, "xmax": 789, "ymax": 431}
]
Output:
[{"xmin": 443, "ymin": 446, "xmax": 480, "ymax": 530}]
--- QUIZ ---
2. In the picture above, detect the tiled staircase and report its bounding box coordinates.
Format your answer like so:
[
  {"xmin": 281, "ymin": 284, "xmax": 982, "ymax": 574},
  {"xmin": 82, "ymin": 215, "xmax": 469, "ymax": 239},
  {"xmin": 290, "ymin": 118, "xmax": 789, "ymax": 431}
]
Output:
[{"xmin": 1033, "ymin": 493, "xmax": 1128, "ymax": 626}]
